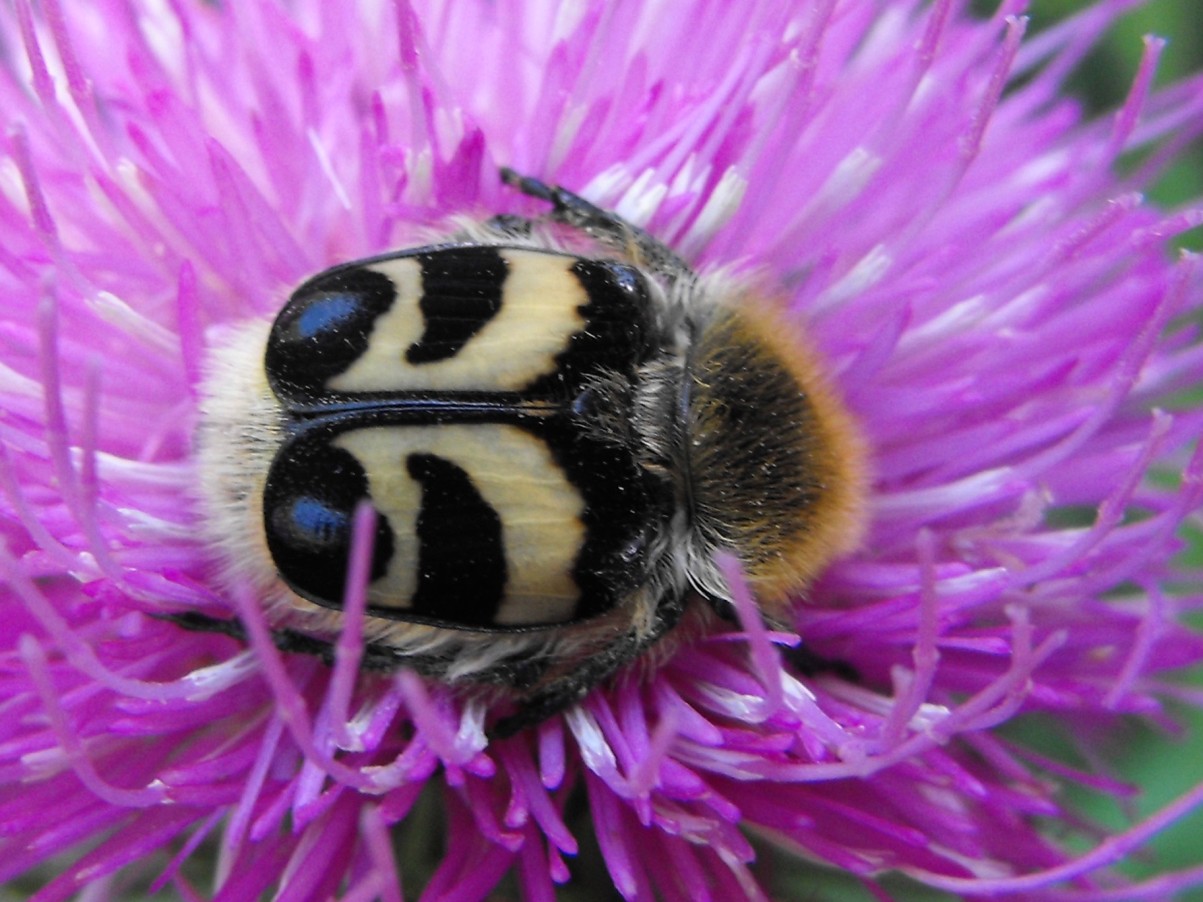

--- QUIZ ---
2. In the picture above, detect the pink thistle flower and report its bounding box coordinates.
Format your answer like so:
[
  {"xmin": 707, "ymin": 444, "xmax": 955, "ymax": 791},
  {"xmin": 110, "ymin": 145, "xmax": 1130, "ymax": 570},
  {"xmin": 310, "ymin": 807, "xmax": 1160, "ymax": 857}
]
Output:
[{"xmin": 1, "ymin": 0, "xmax": 1202, "ymax": 899}]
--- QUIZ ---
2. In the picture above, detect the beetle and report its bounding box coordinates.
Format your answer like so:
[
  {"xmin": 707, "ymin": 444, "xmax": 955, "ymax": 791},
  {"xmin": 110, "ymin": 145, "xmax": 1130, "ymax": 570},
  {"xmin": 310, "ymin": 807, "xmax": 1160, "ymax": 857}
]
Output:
[{"xmin": 193, "ymin": 169, "xmax": 866, "ymax": 736}]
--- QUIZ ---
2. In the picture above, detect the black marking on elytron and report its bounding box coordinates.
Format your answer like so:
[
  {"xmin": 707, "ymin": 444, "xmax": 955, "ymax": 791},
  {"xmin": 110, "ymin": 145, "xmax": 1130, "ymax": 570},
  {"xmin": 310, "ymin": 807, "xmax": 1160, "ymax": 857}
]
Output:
[
  {"xmin": 263, "ymin": 407, "xmax": 669, "ymax": 631},
  {"xmin": 407, "ymin": 452, "xmax": 507, "ymax": 628},
  {"xmin": 262, "ymin": 438, "xmax": 396, "ymax": 606},
  {"xmin": 406, "ymin": 246, "xmax": 505, "ymax": 365},
  {"xmin": 262, "ymin": 241, "xmax": 670, "ymax": 630},
  {"xmin": 521, "ymin": 258, "xmax": 657, "ymax": 400},
  {"xmin": 265, "ymin": 263, "xmax": 397, "ymax": 404},
  {"xmin": 265, "ymin": 245, "xmax": 658, "ymax": 408},
  {"xmin": 538, "ymin": 409, "xmax": 673, "ymax": 621}
]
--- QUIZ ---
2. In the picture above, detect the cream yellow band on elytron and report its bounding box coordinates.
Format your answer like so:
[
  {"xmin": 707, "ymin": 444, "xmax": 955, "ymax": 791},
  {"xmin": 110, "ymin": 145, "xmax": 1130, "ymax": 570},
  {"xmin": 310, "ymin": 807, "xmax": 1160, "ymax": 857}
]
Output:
[
  {"xmin": 328, "ymin": 249, "xmax": 588, "ymax": 394},
  {"xmin": 333, "ymin": 422, "xmax": 585, "ymax": 626}
]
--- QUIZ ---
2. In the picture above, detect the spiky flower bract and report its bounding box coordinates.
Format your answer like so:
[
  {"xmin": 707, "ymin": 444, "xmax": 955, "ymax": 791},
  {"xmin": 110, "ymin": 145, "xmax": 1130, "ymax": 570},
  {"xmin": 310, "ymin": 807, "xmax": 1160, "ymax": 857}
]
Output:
[{"xmin": 1, "ymin": 1, "xmax": 1202, "ymax": 899}]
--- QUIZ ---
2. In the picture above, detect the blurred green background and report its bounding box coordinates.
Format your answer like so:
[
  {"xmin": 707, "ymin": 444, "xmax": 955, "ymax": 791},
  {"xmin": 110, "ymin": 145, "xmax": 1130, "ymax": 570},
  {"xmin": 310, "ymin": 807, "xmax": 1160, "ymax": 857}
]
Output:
[{"xmin": 1020, "ymin": 0, "xmax": 1203, "ymax": 225}]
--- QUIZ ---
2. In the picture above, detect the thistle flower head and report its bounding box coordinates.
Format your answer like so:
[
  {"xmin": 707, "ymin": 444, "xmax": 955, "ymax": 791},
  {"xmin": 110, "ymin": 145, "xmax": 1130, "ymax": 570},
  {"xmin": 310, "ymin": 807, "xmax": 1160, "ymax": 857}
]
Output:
[{"xmin": 2, "ymin": 1, "xmax": 1203, "ymax": 899}]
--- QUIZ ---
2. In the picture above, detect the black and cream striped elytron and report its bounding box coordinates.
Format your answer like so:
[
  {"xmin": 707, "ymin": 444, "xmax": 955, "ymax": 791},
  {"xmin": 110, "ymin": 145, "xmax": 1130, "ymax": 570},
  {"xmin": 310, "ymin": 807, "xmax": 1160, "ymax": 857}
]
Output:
[
  {"xmin": 195, "ymin": 169, "xmax": 867, "ymax": 736},
  {"xmin": 262, "ymin": 244, "xmax": 662, "ymax": 631}
]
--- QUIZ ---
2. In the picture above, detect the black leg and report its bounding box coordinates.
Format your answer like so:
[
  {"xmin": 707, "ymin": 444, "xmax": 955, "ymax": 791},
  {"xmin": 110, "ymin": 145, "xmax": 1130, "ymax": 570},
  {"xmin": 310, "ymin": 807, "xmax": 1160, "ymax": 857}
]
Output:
[
  {"xmin": 156, "ymin": 611, "xmax": 446, "ymax": 675},
  {"xmin": 160, "ymin": 609, "xmax": 557, "ymax": 690},
  {"xmin": 781, "ymin": 643, "xmax": 861, "ymax": 682},
  {"xmin": 499, "ymin": 168, "xmax": 692, "ymax": 277},
  {"xmin": 162, "ymin": 600, "xmax": 701, "ymax": 736},
  {"xmin": 488, "ymin": 592, "xmax": 689, "ymax": 739},
  {"xmin": 699, "ymin": 601, "xmax": 862, "ymax": 683},
  {"xmin": 479, "ymin": 213, "xmax": 535, "ymax": 239},
  {"xmin": 159, "ymin": 610, "xmax": 252, "ymax": 641}
]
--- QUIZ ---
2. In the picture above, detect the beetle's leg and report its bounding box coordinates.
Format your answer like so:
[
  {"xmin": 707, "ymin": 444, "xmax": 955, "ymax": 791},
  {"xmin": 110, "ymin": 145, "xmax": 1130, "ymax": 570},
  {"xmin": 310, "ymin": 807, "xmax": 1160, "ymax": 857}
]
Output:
[
  {"xmin": 163, "ymin": 601, "xmax": 696, "ymax": 740},
  {"xmin": 479, "ymin": 213, "xmax": 535, "ymax": 238},
  {"xmin": 162, "ymin": 610, "xmax": 559, "ymax": 695},
  {"xmin": 159, "ymin": 610, "xmax": 250, "ymax": 642},
  {"xmin": 499, "ymin": 167, "xmax": 691, "ymax": 277},
  {"xmin": 699, "ymin": 600, "xmax": 861, "ymax": 682},
  {"xmin": 159, "ymin": 611, "xmax": 447, "ymax": 677},
  {"xmin": 780, "ymin": 644, "xmax": 861, "ymax": 682},
  {"xmin": 488, "ymin": 590, "xmax": 689, "ymax": 739}
]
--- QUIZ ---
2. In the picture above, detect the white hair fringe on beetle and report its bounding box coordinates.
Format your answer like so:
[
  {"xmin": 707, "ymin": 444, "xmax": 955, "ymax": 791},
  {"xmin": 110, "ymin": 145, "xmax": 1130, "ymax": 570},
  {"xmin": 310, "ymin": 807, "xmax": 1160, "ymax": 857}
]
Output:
[{"xmin": 191, "ymin": 168, "xmax": 867, "ymax": 736}]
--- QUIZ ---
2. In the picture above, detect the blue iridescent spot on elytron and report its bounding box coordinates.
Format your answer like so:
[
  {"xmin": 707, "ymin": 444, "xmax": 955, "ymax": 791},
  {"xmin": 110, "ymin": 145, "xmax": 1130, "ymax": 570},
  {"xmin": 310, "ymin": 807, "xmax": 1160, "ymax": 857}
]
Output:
[
  {"xmin": 289, "ymin": 496, "xmax": 347, "ymax": 546},
  {"xmin": 296, "ymin": 295, "xmax": 360, "ymax": 340}
]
